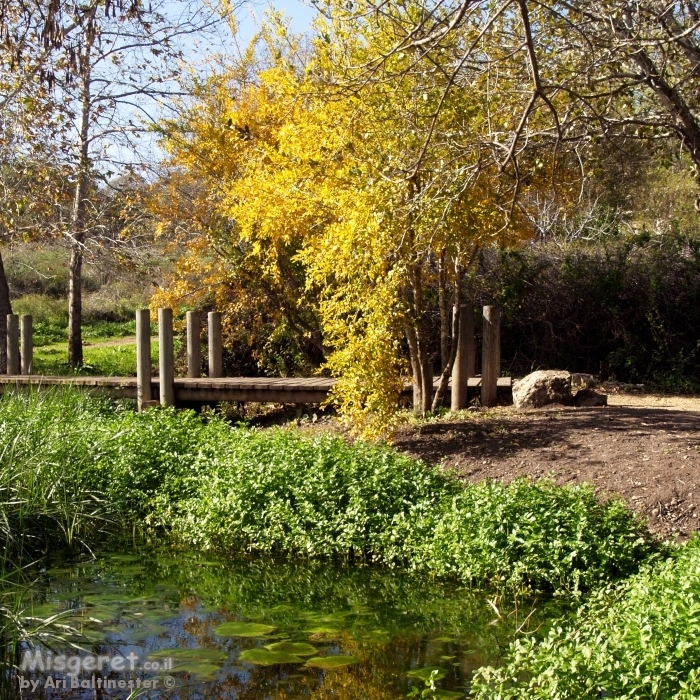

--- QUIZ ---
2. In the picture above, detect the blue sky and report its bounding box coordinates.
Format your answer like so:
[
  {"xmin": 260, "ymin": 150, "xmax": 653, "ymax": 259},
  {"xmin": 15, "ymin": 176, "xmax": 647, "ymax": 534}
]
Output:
[{"xmin": 236, "ymin": 0, "xmax": 318, "ymax": 43}]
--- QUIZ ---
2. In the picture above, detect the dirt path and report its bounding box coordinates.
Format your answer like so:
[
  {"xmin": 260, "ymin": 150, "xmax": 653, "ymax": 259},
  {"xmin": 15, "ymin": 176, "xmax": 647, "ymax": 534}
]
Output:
[{"xmin": 393, "ymin": 395, "xmax": 700, "ymax": 539}]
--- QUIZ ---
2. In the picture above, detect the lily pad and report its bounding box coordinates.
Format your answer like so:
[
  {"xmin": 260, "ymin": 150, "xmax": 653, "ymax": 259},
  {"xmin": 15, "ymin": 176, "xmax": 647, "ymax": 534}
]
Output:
[
  {"xmin": 169, "ymin": 662, "xmax": 221, "ymax": 680},
  {"xmin": 407, "ymin": 667, "xmax": 447, "ymax": 681},
  {"xmin": 215, "ymin": 622, "xmax": 277, "ymax": 637},
  {"xmin": 264, "ymin": 641, "xmax": 318, "ymax": 656},
  {"xmin": 305, "ymin": 655, "xmax": 358, "ymax": 669},
  {"xmin": 149, "ymin": 648, "xmax": 227, "ymax": 663},
  {"xmin": 239, "ymin": 649, "xmax": 303, "ymax": 666}
]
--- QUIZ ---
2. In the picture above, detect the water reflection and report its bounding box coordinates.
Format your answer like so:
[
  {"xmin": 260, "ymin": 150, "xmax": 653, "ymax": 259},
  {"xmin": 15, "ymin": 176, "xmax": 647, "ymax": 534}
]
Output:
[{"xmin": 15, "ymin": 544, "xmax": 558, "ymax": 699}]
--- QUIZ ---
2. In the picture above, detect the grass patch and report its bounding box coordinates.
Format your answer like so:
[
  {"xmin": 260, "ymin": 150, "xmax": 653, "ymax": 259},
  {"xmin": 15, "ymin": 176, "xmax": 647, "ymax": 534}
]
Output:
[
  {"xmin": 472, "ymin": 537, "xmax": 700, "ymax": 698},
  {"xmin": 33, "ymin": 340, "xmax": 159, "ymax": 376},
  {"xmin": 0, "ymin": 388, "xmax": 656, "ymax": 595}
]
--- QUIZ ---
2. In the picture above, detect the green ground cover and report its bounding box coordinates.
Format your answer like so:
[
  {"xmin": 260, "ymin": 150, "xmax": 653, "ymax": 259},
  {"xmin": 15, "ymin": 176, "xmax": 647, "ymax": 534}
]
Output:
[
  {"xmin": 472, "ymin": 537, "xmax": 700, "ymax": 698},
  {"xmin": 4, "ymin": 388, "xmax": 699, "ymax": 698},
  {"xmin": 0, "ymin": 388, "xmax": 654, "ymax": 595},
  {"xmin": 32, "ymin": 338, "xmax": 159, "ymax": 376}
]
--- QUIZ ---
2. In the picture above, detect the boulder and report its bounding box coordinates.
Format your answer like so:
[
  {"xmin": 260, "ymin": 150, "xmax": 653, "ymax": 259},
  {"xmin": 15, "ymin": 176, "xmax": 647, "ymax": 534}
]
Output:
[
  {"xmin": 574, "ymin": 388, "xmax": 608, "ymax": 407},
  {"xmin": 512, "ymin": 370, "xmax": 572, "ymax": 409}
]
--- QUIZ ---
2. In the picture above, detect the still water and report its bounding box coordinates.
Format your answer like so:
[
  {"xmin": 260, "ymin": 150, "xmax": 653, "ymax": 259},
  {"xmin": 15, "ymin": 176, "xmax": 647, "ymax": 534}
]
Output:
[{"xmin": 16, "ymin": 544, "xmax": 558, "ymax": 699}]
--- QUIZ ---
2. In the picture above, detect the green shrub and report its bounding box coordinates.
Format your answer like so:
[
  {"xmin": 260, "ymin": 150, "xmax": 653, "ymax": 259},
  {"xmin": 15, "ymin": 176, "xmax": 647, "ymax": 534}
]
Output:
[
  {"xmin": 415, "ymin": 480, "xmax": 652, "ymax": 593},
  {"xmin": 0, "ymin": 389, "xmax": 657, "ymax": 594},
  {"xmin": 473, "ymin": 538, "xmax": 700, "ymax": 699},
  {"xmin": 160, "ymin": 430, "xmax": 456, "ymax": 561},
  {"xmin": 148, "ymin": 430, "xmax": 653, "ymax": 594},
  {"xmin": 474, "ymin": 235, "xmax": 700, "ymax": 388}
]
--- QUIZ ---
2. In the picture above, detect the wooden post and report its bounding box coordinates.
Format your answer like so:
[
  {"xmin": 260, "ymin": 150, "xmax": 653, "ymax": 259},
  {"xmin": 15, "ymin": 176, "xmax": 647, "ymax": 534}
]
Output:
[
  {"xmin": 136, "ymin": 309, "xmax": 152, "ymax": 411},
  {"xmin": 20, "ymin": 315, "xmax": 32, "ymax": 375},
  {"xmin": 158, "ymin": 308, "xmax": 175, "ymax": 406},
  {"xmin": 451, "ymin": 303, "xmax": 475, "ymax": 411},
  {"xmin": 186, "ymin": 311, "xmax": 201, "ymax": 378},
  {"xmin": 481, "ymin": 305, "xmax": 501, "ymax": 408},
  {"xmin": 6, "ymin": 314, "xmax": 19, "ymax": 375},
  {"xmin": 208, "ymin": 311, "xmax": 222, "ymax": 378}
]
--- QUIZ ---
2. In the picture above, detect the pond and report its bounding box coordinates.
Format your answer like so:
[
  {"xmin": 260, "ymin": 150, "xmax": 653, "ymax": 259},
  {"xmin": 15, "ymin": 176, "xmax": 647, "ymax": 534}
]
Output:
[{"xmin": 13, "ymin": 543, "xmax": 561, "ymax": 699}]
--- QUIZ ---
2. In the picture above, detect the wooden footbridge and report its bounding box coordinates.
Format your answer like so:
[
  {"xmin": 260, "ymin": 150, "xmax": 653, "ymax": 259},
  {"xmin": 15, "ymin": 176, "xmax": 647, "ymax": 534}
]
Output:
[{"xmin": 1, "ymin": 309, "xmax": 512, "ymax": 408}]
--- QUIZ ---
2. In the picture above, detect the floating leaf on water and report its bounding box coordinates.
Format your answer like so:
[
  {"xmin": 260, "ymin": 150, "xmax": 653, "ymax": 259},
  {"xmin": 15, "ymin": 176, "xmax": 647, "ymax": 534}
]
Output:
[
  {"xmin": 169, "ymin": 662, "xmax": 221, "ymax": 680},
  {"xmin": 135, "ymin": 609, "xmax": 178, "ymax": 623},
  {"xmin": 149, "ymin": 648, "xmax": 227, "ymax": 663},
  {"xmin": 214, "ymin": 622, "xmax": 277, "ymax": 637},
  {"xmin": 432, "ymin": 637, "xmax": 457, "ymax": 643},
  {"xmin": 305, "ymin": 656, "xmax": 358, "ymax": 669},
  {"xmin": 319, "ymin": 611, "xmax": 354, "ymax": 623},
  {"xmin": 239, "ymin": 649, "xmax": 303, "ymax": 666},
  {"xmin": 264, "ymin": 642, "xmax": 318, "ymax": 656},
  {"xmin": 299, "ymin": 610, "xmax": 353, "ymax": 625},
  {"xmin": 67, "ymin": 629, "xmax": 107, "ymax": 644},
  {"xmin": 406, "ymin": 667, "xmax": 447, "ymax": 681},
  {"xmin": 431, "ymin": 691, "xmax": 463, "ymax": 699}
]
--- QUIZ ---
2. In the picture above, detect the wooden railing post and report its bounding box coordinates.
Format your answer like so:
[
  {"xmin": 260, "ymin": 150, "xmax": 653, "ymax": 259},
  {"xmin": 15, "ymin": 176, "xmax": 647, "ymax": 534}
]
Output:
[
  {"xmin": 158, "ymin": 308, "xmax": 175, "ymax": 406},
  {"xmin": 481, "ymin": 305, "xmax": 501, "ymax": 408},
  {"xmin": 6, "ymin": 314, "xmax": 19, "ymax": 375},
  {"xmin": 208, "ymin": 311, "xmax": 222, "ymax": 378},
  {"xmin": 451, "ymin": 303, "xmax": 475, "ymax": 411},
  {"xmin": 20, "ymin": 315, "xmax": 32, "ymax": 375},
  {"xmin": 186, "ymin": 311, "xmax": 201, "ymax": 379},
  {"xmin": 136, "ymin": 309, "xmax": 152, "ymax": 411}
]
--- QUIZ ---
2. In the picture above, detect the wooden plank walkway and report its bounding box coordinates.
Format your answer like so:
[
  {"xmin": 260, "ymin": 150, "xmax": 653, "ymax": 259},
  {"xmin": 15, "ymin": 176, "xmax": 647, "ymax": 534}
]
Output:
[{"xmin": 0, "ymin": 375, "xmax": 512, "ymax": 404}]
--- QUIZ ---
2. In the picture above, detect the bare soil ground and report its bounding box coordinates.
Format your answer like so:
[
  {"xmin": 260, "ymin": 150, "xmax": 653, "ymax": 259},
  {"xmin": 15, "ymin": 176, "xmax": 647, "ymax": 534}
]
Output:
[{"xmin": 392, "ymin": 393, "xmax": 700, "ymax": 540}]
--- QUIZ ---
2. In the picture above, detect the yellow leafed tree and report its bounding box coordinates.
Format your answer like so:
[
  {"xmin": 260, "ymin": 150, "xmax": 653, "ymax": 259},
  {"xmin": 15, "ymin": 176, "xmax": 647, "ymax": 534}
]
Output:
[{"xmin": 151, "ymin": 11, "xmax": 548, "ymax": 436}]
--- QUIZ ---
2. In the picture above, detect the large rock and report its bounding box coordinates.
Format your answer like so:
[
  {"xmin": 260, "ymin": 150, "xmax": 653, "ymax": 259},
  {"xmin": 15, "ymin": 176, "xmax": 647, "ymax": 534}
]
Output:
[{"xmin": 512, "ymin": 370, "xmax": 572, "ymax": 408}]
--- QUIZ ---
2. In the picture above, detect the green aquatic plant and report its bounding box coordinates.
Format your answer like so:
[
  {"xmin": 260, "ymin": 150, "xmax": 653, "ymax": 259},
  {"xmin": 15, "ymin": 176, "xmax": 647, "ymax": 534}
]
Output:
[
  {"xmin": 472, "ymin": 537, "xmax": 700, "ymax": 699},
  {"xmin": 264, "ymin": 641, "xmax": 317, "ymax": 656},
  {"xmin": 213, "ymin": 622, "xmax": 277, "ymax": 637},
  {"xmin": 407, "ymin": 668, "xmax": 463, "ymax": 699},
  {"xmin": 239, "ymin": 648, "xmax": 304, "ymax": 665}
]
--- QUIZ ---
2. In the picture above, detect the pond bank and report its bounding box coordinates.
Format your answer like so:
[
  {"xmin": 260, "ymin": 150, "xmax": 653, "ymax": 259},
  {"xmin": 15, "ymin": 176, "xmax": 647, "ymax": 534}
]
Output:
[{"xmin": 2, "ymin": 388, "xmax": 696, "ymax": 699}]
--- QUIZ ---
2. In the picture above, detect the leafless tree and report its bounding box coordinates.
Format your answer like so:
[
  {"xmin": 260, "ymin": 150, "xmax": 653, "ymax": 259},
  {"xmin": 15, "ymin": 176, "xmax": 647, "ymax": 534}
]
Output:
[{"xmin": 1, "ymin": 0, "xmax": 236, "ymax": 365}]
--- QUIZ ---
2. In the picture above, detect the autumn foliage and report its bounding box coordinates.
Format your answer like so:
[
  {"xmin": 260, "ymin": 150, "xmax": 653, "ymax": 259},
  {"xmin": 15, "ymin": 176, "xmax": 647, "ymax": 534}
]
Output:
[{"xmin": 150, "ymin": 14, "xmax": 554, "ymax": 436}]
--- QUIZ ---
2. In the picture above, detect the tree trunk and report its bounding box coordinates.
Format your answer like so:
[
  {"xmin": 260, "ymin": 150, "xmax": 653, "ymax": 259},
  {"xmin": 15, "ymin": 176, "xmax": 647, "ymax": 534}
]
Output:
[
  {"xmin": 68, "ymin": 49, "xmax": 92, "ymax": 367},
  {"xmin": 415, "ymin": 320, "xmax": 433, "ymax": 415},
  {"xmin": 432, "ymin": 263, "xmax": 462, "ymax": 411},
  {"xmin": 404, "ymin": 321, "xmax": 423, "ymax": 416},
  {"xmin": 404, "ymin": 257, "xmax": 433, "ymax": 417},
  {"xmin": 438, "ymin": 248, "xmax": 449, "ymax": 371},
  {"xmin": 0, "ymin": 251, "xmax": 12, "ymax": 373}
]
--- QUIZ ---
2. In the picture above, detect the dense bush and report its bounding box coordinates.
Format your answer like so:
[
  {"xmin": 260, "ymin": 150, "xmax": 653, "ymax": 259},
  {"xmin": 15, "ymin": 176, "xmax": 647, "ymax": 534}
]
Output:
[
  {"xmin": 472, "ymin": 234, "xmax": 700, "ymax": 389},
  {"xmin": 0, "ymin": 389, "xmax": 656, "ymax": 594},
  {"xmin": 473, "ymin": 537, "xmax": 700, "ymax": 699},
  {"xmin": 162, "ymin": 432, "xmax": 653, "ymax": 593}
]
